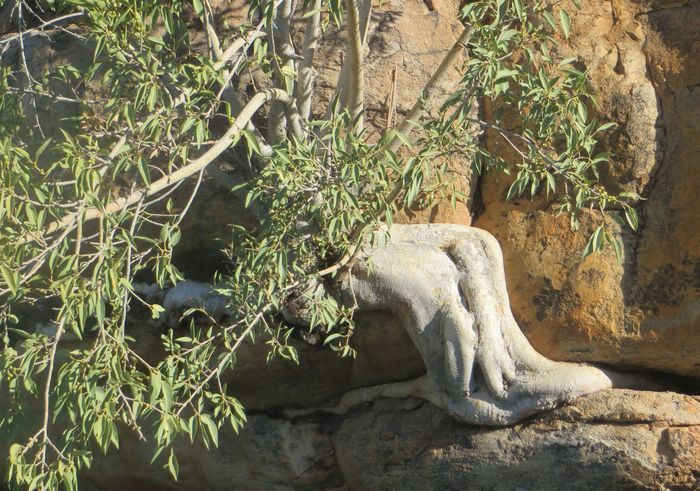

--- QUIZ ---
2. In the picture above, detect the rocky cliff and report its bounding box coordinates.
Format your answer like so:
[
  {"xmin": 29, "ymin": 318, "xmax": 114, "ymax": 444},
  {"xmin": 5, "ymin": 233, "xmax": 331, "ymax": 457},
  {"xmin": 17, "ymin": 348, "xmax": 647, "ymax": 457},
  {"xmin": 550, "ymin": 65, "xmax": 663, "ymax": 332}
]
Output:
[{"xmin": 476, "ymin": 0, "xmax": 700, "ymax": 380}]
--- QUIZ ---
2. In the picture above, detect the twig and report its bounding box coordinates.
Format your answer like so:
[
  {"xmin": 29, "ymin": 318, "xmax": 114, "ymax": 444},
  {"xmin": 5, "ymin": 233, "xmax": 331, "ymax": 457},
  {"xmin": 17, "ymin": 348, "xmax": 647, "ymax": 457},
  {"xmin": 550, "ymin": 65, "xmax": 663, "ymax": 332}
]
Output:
[
  {"xmin": 385, "ymin": 66, "xmax": 398, "ymax": 133},
  {"xmin": 39, "ymin": 319, "xmax": 65, "ymax": 470},
  {"xmin": 0, "ymin": 12, "xmax": 85, "ymax": 46}
]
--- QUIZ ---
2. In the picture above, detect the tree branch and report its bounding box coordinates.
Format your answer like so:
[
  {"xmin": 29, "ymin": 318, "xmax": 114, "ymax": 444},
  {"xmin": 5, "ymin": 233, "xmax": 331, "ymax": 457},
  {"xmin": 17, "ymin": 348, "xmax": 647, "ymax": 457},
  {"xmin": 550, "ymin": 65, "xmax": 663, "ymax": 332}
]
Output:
[
  {"xmin": 0, "ymin": 12, "xmax": 85, "ymax": 47},
  {"xmin": 19, "ymin": 89, "xmax": 296, "ymax": 247},
  {"xmin": 268, "ymin": 0, "xmax": 296, "ymax": 144},
  {"xmin": 296, "ymin": 0, "xmax": 322, "ymax": 121},
  {"xmin": 342, "ymin": 0, "xmax": 366, "ymax": 133}
]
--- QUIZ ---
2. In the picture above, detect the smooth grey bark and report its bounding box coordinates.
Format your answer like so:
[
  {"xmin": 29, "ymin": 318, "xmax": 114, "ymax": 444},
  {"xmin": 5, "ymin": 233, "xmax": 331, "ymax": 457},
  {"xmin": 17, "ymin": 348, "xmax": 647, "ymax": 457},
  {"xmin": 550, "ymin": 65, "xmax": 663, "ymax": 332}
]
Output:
[{"xmin": 296, "ymin": 0, "xmax": 322, "ymax": 121}]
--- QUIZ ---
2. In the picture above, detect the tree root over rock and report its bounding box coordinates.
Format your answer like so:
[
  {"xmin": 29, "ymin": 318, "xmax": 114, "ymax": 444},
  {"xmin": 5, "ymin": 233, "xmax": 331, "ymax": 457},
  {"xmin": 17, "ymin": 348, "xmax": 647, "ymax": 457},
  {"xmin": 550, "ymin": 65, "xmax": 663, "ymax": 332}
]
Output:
[
  {"xmin": 323, "ymin": 224, "xmax": 652, "ymax": 426},
  {"xmin": 161, "ymin": 224, "xmax": 655, "ymax": 426}
]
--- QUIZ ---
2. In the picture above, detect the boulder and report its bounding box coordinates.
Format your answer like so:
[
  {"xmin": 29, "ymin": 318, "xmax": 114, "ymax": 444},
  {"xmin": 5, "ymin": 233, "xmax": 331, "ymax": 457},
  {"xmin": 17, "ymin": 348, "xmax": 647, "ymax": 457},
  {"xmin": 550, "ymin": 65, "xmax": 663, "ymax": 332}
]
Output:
[{"xmin": 78, "ymin": 389, "xmax": 700, "ymax": 490}]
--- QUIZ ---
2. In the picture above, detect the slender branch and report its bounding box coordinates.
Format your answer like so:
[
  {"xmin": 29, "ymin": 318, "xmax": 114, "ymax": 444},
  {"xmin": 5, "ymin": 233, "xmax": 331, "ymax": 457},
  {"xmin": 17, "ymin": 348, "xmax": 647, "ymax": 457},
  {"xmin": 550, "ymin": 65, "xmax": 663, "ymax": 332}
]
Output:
[
  {"xmin": 385, "ymin": 26, "xmax": 473, "ymax": 153},
  {"xmin": 0, "ymin": 12, "xmax": 84, "ymax": 46},
  {"xmin": 343, "ymin": 0, "xmax": 365, "ymax": 133},
  {"xmin": 19, "ymin": 89, "xmax": 296, "ymax": 247},
  {"xmin": 296, "ymin": 0, "xmax": 321, "ymax": 121},
  {"xmin": 119, "ymin": 198, "xmax": 144, "ymax": 337},
  {"xmin": 40, "ymin": 319, "xmax": 65, "ymax": 470},
  {"xmin": 385, "ymin": 66, "xmax": 398, "ymax": 133}
]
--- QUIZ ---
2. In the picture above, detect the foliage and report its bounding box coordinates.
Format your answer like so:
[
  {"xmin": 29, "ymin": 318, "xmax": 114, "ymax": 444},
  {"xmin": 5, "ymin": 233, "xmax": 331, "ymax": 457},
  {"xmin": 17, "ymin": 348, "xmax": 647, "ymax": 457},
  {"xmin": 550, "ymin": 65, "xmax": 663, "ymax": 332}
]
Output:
[{"xmin": 0, "ymin": 0, "xmax": 638, "ymax": 489}]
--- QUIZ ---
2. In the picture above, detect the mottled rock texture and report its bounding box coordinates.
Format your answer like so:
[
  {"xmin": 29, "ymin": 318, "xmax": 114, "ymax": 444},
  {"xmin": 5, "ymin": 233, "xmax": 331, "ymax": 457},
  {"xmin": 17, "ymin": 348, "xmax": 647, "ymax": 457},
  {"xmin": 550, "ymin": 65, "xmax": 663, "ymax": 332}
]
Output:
[
  {"xmin": 474, "ymin": 0, "xmax": 700, "ymax": 377},
  {"xmin": 79, "ymin": 390, "xmax": 700, "ymax": 490}
]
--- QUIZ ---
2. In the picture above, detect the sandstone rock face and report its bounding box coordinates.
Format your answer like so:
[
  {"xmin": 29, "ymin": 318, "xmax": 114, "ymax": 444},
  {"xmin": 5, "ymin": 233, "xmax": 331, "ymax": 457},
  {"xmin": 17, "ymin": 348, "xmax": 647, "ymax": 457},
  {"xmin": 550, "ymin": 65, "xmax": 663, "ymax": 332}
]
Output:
[
  {"xmin": 473, "ymin": 0, "xmax": 700, "ymax": 378},
  {"xmin": 313, "ymin": 0, "xmax": 476, "ymax": 226},
  {"xmin": 79, "ymin": 390, "xmax": 700, "ymax": 490}
]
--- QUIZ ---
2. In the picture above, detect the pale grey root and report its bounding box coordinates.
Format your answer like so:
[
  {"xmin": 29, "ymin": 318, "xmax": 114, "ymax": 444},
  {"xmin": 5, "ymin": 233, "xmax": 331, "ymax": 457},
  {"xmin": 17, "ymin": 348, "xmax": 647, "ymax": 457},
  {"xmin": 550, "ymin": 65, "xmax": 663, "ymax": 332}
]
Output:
[{"xmin": 327, "ymin": 224, "xmax": 637, "ymax": 426}]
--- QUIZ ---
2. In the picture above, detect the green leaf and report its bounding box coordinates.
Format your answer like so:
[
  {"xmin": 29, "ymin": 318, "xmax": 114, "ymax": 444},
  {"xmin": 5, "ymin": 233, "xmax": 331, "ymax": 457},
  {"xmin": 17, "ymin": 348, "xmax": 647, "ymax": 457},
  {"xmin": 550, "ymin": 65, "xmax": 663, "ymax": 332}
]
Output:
[
  {"xmin": 495, "ymin": 69, "xmax": 519, "ymax": 81},
  {"xmin": 151, "ymin": 304, "xmax": 166, "ymax": 319},
  {"xmin": 179, "ymin": 116, "xmax": 197, "ymax": 137},
  {"xmin": 96, "ymin": 299, "xmax": 106, "ymax": 327},
  {"xmin": 137, "ymin": 157, "xmax": 151, "ymax": 185},
  {"xmin": 581, "ymin": 225, "xmax": 605, "ymax": 258},
  {"xmin": 608, "ymin": 233, "xmax": 623, "ymax": 264},
  {"xmin": 35, "ymin": 137, "xmax": 53, "ymax": 159},
  {"xmin": 166, "ymin": 450, "xmax": 179, "ymax": 480},
  {"xmin": 559, "ymin": 9, "xmax": 571, "ymax": 38},
  {"xmin": 200, "ymin": 414, "xmax": 219, "ymax": 447},
  {"xmin": 496, "ymin": 0, "xmax": 508, "ymax": 21},
  {"xmin": 242, "ymin": 129, "xmax": 261, "ymax": 156},
  {"xmin": 545, "ymin": 173, "xmax": 555, "ymax": 195},
  {"xmin": 195, "ymin": 120, "xmax": 206, "ymax": 146},
  {"xmin": 9, "ymin": 443, "xmax": 22, "ymax": 464},
  {"xmin": 513, "ymin": 0, "xmax": 524, "ymax": 17},
  {"xmin": 323, "ymin": 332, "xmax": 343, "ymax": 346},
  {"xmin": 0, "ymin": 263, "xmax": 18, "ymax": 295},
  {"xmin": 192, "ymin": 0, "xmax": 204, "ymax": 17},
  {"xmin": 542, "ymin": 11, "xmax": 557, "ymax": 31},
  {"xmin": 619, "ymin": 191, "xmax": 642, "ymax": 201},
  {"xmin": 385, "ymin": 129, "xmax": 412, "ymax": 149},
  {"xmin": 596, "ymin": 122, "xmax": 617, "ymax": 133},
  {"xmin": 624, "ymin": 207, "xmax": 639, "ymax": 231}
]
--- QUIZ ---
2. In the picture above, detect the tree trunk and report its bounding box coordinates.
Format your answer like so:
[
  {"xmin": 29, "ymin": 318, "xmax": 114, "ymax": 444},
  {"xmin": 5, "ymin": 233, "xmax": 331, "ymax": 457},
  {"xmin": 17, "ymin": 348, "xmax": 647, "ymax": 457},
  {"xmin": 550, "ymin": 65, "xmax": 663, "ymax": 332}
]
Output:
[{"xmin": 334, "ymin": 224, "xmax": 626, "ymax": 425}]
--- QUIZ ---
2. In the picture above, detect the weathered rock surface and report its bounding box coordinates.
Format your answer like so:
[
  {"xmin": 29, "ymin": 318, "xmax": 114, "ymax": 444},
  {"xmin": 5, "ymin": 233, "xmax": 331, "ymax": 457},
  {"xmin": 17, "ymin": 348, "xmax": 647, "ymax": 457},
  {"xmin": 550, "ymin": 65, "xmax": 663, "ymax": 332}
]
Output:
[
  {"xmin": 79, "ymin": 389, "xmax": 700, "ymax": 490},
  {"xmin": 472, "ymin": 0, "xmax": 700, "ymax": 378}
]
